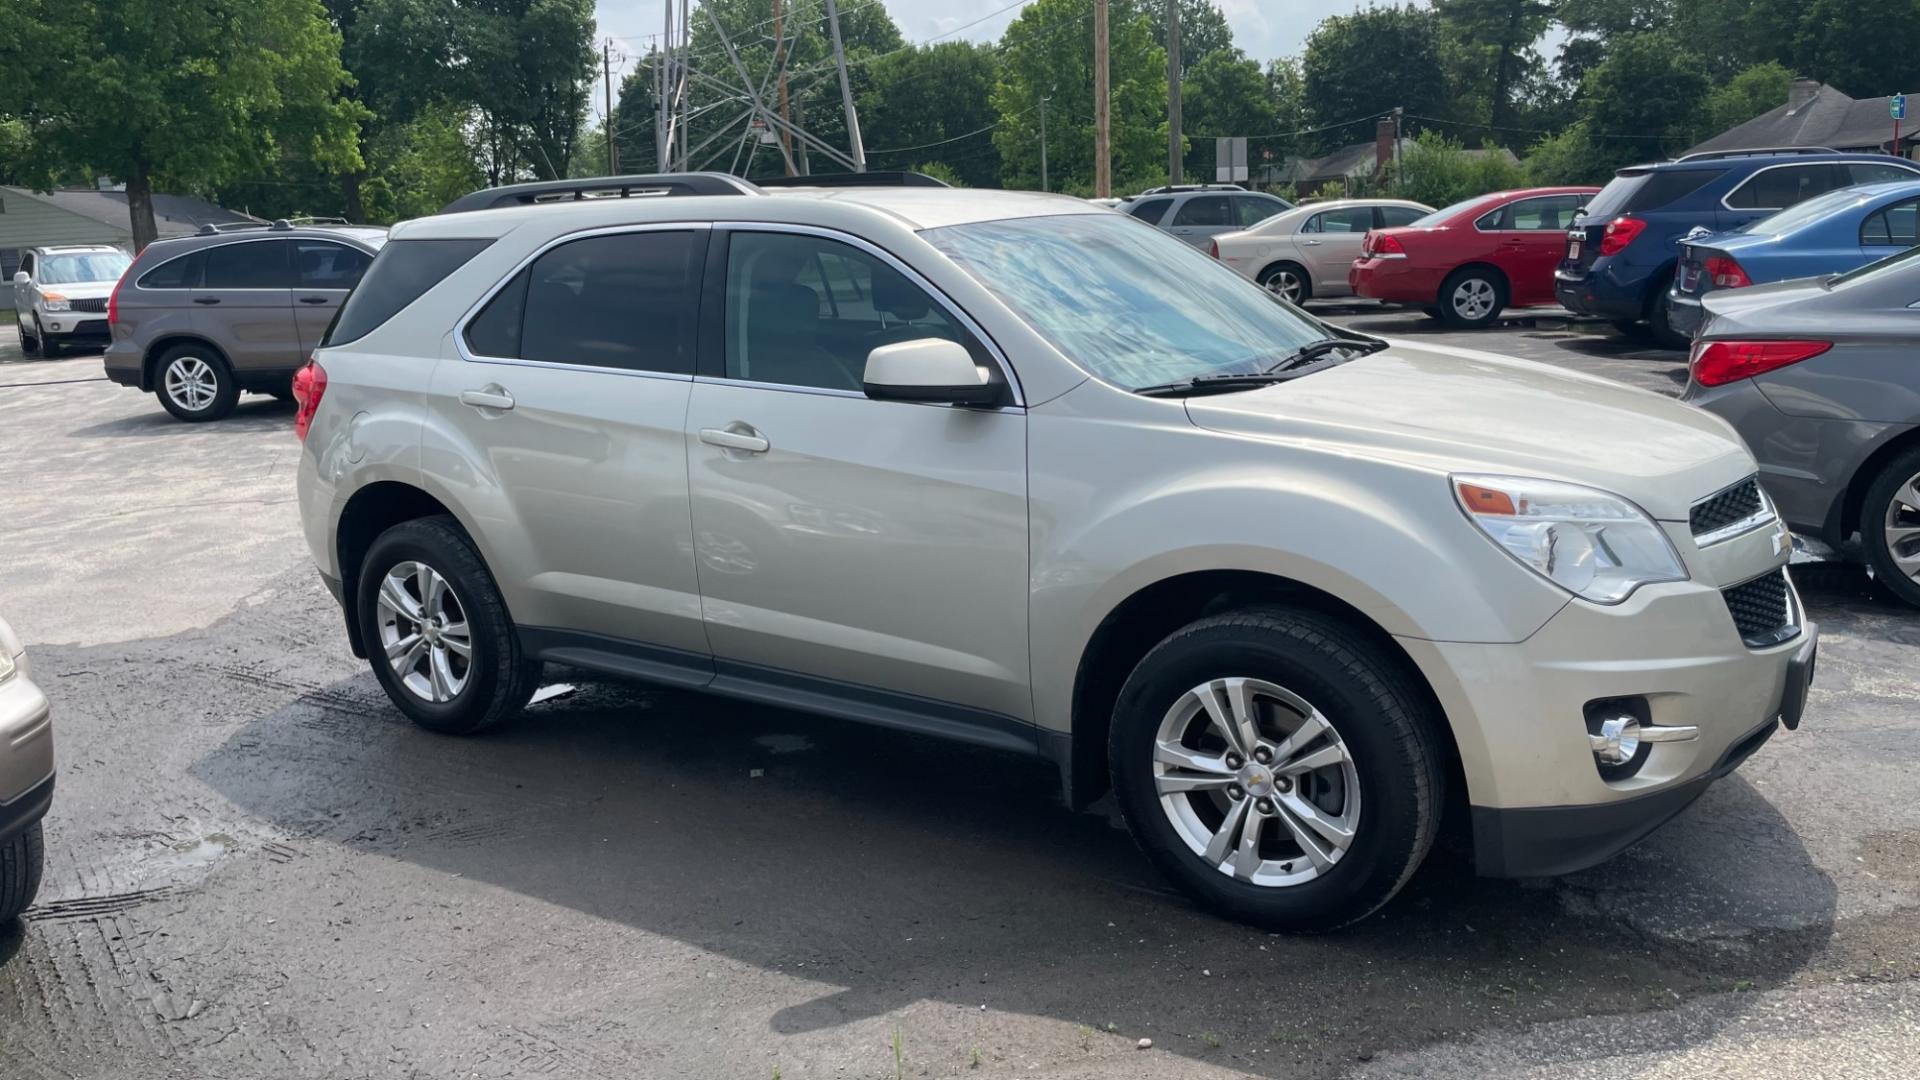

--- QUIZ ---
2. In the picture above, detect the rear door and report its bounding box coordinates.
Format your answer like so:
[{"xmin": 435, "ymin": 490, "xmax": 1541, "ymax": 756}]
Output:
[
  {"xmin": 1489, "ymin": 194, "xmax": 1583, "ymax": 304},
  {"xmin": 1718, "ymin": 164, "xmax": 1849, "ymax": 230},
  {"xmin": 290, "ymin": 239, "xmax": 374, "ymax": 352},
  {"xmin": 1168, "ymin": 195, "xmax": 1233, "ymax": 247},
  {"xmin": 192, "ymin": 238, "xmax": 301, "ymax": 376}
]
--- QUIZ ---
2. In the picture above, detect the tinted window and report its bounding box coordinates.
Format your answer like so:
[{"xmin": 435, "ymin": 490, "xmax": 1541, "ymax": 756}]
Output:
[
  {"xmin": 1172, "ymin": 196, "xmax": 1231, "ymax": 227},
  {"xmin": 1128, "ymin": 197, "xmax": 1172, "ymax": 222},
  {"xmin": 325, "ymin": 238, "xmax": 493, "ymax": 346},
  {"xmin": 1585, "ymin": 168, "xmax": 1727, "ymax": 219},
  {"xmin": 1303, "ymin": 207, "xmax": 1375, "ymax": 234},
  {"xmin": 137, "ymin": 250, "xmax": 203, "ymax": 289},
  {"xmin": 202, "ymin": 240, "xmax": 290, "ymax": 289},
  {"xmin": 464, "ymin": 270, "xmax": 528, "ymax": 357},
  {"xmin": 1507, "ymin": 195, "xmax": 1583, "ymax": 230},
  {"xmin": 294, "ymin": 241, "xmax": 372, "ymax": 290},
  {"xmin": 1234, "ymin": 195, "xmax": 1286, "ymax": 227},
  {"xmin": 1848, "ymin": 162, "xmax": 1920, "ymax": 185},
  {"xmin": 18, "ymin": 253, "xmax": 33, "ymax": 277},
  {"xmin": 724, "ymin": 231, "xmax": 969, "ymax": 391},
  {"xmin": 1861, "ymin": 199, "xmax": 1920, "ymax": 246},
  {"xmin": 1410, "ymin": 194, "xmax": 1500, "ymax": 227},
  {"xmin": 1725, "ymin": 164, "xmax": 1847, "ymax": 210},
  {"xmin": 510, "ymin": 231, "xmax": 700, "ymax": 372},
  {"xmin": 1379, "ymin": 205, "xmax": 1426, "ymax": 227}
]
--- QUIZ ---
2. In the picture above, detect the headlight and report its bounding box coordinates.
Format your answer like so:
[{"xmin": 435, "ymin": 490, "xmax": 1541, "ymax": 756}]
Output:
[
  {"xmin": 1453, "ymin": 474, "xmax": 1687, "ymax": 604},
  {"xmin": 40, "ymin": 293, "xmax": 70, "ymax": 312}
]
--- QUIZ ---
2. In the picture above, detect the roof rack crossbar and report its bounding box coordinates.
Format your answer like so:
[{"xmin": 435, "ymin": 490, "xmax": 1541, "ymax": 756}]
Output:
[
  {"xmin": 1676, "ymin": 146, "xmax": 1839, "ymax": 162},
  {"xmin": 441, "ymin": 172, "xmax": 762, "ymax": 214}
]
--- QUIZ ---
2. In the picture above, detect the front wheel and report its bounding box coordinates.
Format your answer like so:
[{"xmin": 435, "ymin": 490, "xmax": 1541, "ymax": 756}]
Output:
[
  {"xmin": 0, "ymin": 822, "xmax": 45, "ymax": 922},
  {"xmin": 356, "ymin": 516, "xmax": 541, "ymax": 734},
  {"xmin": 1862, "ymin": 446, "xmax": 1920, "ymax": 608},
  {"xmin": 30, "ymin": 318, "xmax": 57, "ymax": 358},
  {"xmin": 1437, "ymin": 269, "xmax": 1506, "ymax": 329},
  {"xmin": 1110, "ymin": 608, "xmax": 1444, "ymax": 930}
]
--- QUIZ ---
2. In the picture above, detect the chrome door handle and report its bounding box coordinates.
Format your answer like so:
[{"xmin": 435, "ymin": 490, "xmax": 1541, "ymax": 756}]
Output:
[
  {"xmin": 459, "ymin": 388, "xmax": 514, "ymax": 411},
  {"xmin": 699, "ymin": 426, "xmax": 769, "ymax": 453},
  {"xmin": 1301, "ymin": 239, "xmax": 1322, "ymax": 246}
]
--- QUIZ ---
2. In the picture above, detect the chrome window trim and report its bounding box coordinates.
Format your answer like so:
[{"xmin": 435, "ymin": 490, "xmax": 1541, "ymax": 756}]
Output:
[
  {"xmin": 712, "ymin": 220, "xmax": 1027, "ymax": 406},
  {"xmin": 453, "ymin": 221, "xmax": 711, "ymax": 379},
  {"xmin": 1718, "ymin": 160, "xmax": 1920, "ymax": 212},
  {"xmin": 1691, "ymin": 478, "xmax": 1778, "ymax": 548},
  {"xmin": 170, "ymin": 234, "xmax": 380, "ymax": 292}
]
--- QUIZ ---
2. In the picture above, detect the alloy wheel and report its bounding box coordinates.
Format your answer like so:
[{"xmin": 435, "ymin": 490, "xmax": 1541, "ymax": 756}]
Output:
[
  {"xmin": 1884, "ymin": 470, "xmax": 1920, "ymax": 584},
  {"xmin": 1264, "ymin": 269, "xmax": 1303, "ymax": 303},
  {"xmin": 1152, "ymin": 676, "xmax": 1361, "ymax": 887},
  {"xmin": 376, "ymin": 561, "xmax": 473, "ymax": 704},
  {"xmin": 1451, "ymin": 278, "xmax": 1496, "ymax": 321},
  {"xmin": 164, "ymin": 356, "xmax": 220, "ymax": 413}
]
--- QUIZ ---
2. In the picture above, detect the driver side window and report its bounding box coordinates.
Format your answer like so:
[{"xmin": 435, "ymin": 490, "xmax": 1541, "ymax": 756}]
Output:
[{"xmin": 723, "ymin": 232, "xmax": 968, "ymax": 391}]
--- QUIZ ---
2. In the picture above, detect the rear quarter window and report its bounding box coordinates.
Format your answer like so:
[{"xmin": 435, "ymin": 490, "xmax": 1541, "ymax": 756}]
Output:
[
  {"xmin": 136, "ymin": 250, "xmax": 203, "ymax": 289},
  {"xmin": 1583, "ymin": 168, "xmax": 1728, "ymax": 219},
  {"xmin": 324, "ymin": 238, "xmax": 494, "ymax": 346}
]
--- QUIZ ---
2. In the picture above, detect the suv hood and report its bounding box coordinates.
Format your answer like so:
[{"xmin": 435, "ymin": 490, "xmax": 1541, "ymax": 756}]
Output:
[
  {"xmin": 36, "ymin": 280, "xmax": 117, "ymax": 299},
  {"xmin": 1184, "ymin": 341, "xmax": 1753, "ymax": 522}
]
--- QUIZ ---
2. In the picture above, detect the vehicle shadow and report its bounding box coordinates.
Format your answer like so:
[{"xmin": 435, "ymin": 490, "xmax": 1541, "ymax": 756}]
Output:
[
  {"xmin": 195, "ymin": 665, "xmax": 1837, "ymax": 1074},
  {"xmin": 66, "ymin": 395, "xmax": 295, "ymax": 438}
]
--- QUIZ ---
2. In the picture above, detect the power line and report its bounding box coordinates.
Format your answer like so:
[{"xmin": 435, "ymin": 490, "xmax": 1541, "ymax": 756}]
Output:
[{"xmin": 866, "ymin": 105, "xmax": 1032, "ymax": 155}]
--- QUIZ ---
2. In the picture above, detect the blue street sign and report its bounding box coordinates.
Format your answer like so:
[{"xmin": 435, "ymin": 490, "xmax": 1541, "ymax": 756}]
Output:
[{"xmin": 1893, "ymin": 94, "xmax": 1908, "ymax": 121}]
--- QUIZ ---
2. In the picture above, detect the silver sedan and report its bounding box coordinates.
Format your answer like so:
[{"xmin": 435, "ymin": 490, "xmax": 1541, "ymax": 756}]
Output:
[{"xmin": 1211, "ymin": 198, "xmax": 1433, "ymax": 303}]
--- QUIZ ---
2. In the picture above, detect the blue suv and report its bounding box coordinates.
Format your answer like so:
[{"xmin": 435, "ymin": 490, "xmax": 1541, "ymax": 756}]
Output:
[{"xmin": 1555, "ymin": 148, "xmax": 1920, "ymax": 348}]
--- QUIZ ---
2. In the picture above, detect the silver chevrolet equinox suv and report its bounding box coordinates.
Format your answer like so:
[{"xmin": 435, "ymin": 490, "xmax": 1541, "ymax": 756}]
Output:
[{"xmin": 294, "ymin": 173, "xmax": 1818, "ymax": 929}]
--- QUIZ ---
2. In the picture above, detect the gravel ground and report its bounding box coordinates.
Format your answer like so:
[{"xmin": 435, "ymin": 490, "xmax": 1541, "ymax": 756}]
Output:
[{"xmin": 1, "ymin": 313, "xmax": 1916, "ymax": 1079}]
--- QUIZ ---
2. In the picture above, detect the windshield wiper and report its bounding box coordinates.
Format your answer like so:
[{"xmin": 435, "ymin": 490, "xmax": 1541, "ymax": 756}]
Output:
[
  {"xmin": 1133, "ymin": 371, "xmax": 1302, "ymax": 398},
  {"xmin": 1262, "ymin": 336, "xmax": 1388, "ymax": 374}
]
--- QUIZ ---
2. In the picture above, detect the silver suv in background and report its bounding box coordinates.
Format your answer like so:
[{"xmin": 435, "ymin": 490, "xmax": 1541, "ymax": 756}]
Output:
[
  {"xmin": 103, "ymin": 220, "xmax": 385, "ymax": 422},
  {"xmin": 12, "ymin": 244, "xmax": 131, "ymax": 357},
  {"xmin": 294, "ymin": 173, "xmax": 1813, "ymax": 930},
  {"xmin": 0, "ymin": 613, "xmax": 52, "ymax": 924},
  {"xmin": 1125, "ymin": 185, "xmax": 1294, "ymax": 249}
]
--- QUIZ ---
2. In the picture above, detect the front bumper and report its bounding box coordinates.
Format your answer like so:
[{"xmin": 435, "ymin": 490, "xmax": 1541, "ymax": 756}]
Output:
[
  {"xmin": 0, "ymin": 668, "xmax": 55, "ymax": 845},
  {"xmin": 1397, "ymin": 559, "xmax": 1815, "ymax": 877}
]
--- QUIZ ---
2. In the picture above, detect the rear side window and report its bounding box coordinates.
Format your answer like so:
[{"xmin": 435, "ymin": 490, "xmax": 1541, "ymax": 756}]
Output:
[
  {"xmin": 1379, "ymin": 205, "xmax": 1426, "ymax": 227},
  {"xmin": 462, "ymin": 230, "xmax": 701, "ymax": 373},
  {"xmin": 1172, "ymin": 196, "xmax": 1231, "ymax": 227},
  {"xmin": 137, "ymin": 250, "xmax": 203, "ymax": 289},
  {"xmin": 1861, "ymin": 199, "xmax": 1920, "ymax": 246},
  {"xmin": 1848, "ymin": 162, "xmax": 1920, "ymax": 185},
  {"xmin": 294, "ymin": 240, "xmax": 372, "ymax": 290},
  {"xmin": 1725, "ymin": 164, "xmax": 1848, "ymax": 210},
  {"xmin": 1234, "ymin": 195, "xmax": 1285, "ymax": 227},
  {"xmin": 1127, "ymin": 197, "xmax": 1172, "ymax": 223},
  {"xmin": 326, "ymin": 238, "xmax": 493, "ymax": 346},
  {"xmin": 202, "ymin": 240, "xmax": 290, "ymax": 289},
  {"xmin": 1304, "ymin": 207, "xmax": 1374, "ymax": 234}
]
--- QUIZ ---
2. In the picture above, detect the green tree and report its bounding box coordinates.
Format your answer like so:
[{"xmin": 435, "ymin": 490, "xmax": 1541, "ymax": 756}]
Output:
[
  {"xmin": 361, "ymin": 104, "xmax": 485, "ymax": 221},
  {"xmin": 1148, "ymin": 0, "xmax": 1235, "ymax": 75},
  {"xmin": 1388, "ymin": 133, "xmax": 1524, "ymax": 206},
  {"xmin": 1774, "ymin": 0, "xmax": 1920, "ymax": 99},
  {"xmin": 613, "ymin": 58, "xmax": 661, "ymax": 174},
  {"xmin": 1434, "ymin": 0, "xmax": 1552, "ymax": 130},
  {"xmin": 1579, "ymin": 34, "xmax": 1708, "ymax": 170},
  {"xmin": 463, "ymin": 0, "xmax": 597, "ymax": 182},
  {"xmin": 1702, "ymin": 62, "xmax": 1793, "ymax": 137},
  {"xmin": 1181, "ymin": 50, "xmax": 1274, "ymax": 179},
  {"xmin": 990, "ymin": 0, "xmax": 1167, "ymax": 192},
  {"xmin": 1301, "ymin": 6, "xmax": 1451, "ymax": 152},
  {"xmin": 863, "ymin": 42, "xmax": 1001, "ymax": 187},
  {"xmin": 0, "ymin": 0, "xmax": 363, "ymax": 249}
]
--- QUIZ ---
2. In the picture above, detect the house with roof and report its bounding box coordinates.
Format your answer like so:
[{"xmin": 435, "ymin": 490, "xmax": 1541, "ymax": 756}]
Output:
[
  {"xmin": 0, "ymin": 186, "xmax": 258, "ymax": 305},
  {"xmin": 1684, "ymin": 79, "xmax": 1919, "ymax": 159},
  {"xmin": 1266, "ymin": 119, "xmax": 1519, "ymax": 197}
]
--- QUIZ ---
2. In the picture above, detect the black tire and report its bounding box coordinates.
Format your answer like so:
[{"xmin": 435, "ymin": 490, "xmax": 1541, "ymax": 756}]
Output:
[
  {"xmin": 1436, "ymin": 268, "xmax": 1506, "ymax": 329},
  {"xmin": 1861, "ymin": 445, "xmax": 1920, "ymax": 608},
  {"xmin": 1257, "ymin": 262, "xmax": 1311, "ymax": 304},
  {"xmin": 356, "ymin": 515, "xmax": 540, "ymax": 734},
  {"xmin": 1647, "ymin": 290, "xmax": 1691, "ymax": 351},
  {"xmin": 0, "ymin": 822, "xmax": 45, "ymax": 922},
  {"xmin": 154, "ymin": 344, "xmax": 239, "ymax": 422},
  {"xmin": 1419, "ymin": 306, "xmax": 1441, "ymax": 320},
  {"xmin": 1109, "ymin": 607, "xmax": 1445, "ymax": 931},
  {"xmin": 1612, "ymin": 319, "xmax": 1652, "ymax": 339},
  {"xmin": 32, "ymin": 318, "xmax": 57, "ymax": 358}
]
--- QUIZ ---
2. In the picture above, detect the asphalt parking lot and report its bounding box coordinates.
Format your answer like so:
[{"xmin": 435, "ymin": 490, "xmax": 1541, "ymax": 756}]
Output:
[{"xmin": 1, "ymin": 312, "xmax": 1917, "ymax": 1079}]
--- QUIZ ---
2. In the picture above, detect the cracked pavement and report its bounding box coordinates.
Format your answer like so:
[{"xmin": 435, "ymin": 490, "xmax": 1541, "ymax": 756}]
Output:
[{"xmin": 0, "ymin": 314, "xmax": 1916, "ymax": 1079}]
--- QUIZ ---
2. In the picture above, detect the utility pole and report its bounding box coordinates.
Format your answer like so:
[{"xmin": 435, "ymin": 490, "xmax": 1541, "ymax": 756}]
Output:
[
  {"xmin": 774, "ymin": 0, "xmax": 795, "ymax": 174},
  {"xmin": 678, "ymin": 0, "xmax": 690, "ymax": 170},
  {"xmin": 656, "ymin": 5, "xmax": 670, "ymax": 168},
  {"xmin": 1039, "ymin": 94, "xmax": 1050, "ymax": 192},
  {"xmin": 1093, "ymin": 0, "xmax": 1111, "ymax": 197},
  {"xmin": 1166, "ymin": 0, "xmax": 1181, "ymax": 186},
  {"xmin": 603, "ymin": 39, "xmax": 618, "ymax": 175},
  {"xmin": 823, "ymin": 0, "xmax": 866, "ymax": 171}
]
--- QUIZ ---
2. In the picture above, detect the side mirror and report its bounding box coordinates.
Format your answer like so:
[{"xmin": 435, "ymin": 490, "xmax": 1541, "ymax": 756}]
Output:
[
  {"xmin": 11, "ymin": 271, "xmax": 27, "ymax": 286},
  {"xmin": 862, "ymin": 338, "xmax": 1000, "ymax": 406}
]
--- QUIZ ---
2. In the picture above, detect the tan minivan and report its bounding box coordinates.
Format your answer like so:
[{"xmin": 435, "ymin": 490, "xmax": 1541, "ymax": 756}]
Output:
[{"xmin": 102, "ymin": 221, "xmax": 385, "ymax": 422}]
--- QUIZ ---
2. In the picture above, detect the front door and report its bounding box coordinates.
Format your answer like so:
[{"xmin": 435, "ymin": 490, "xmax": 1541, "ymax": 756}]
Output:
[
  {"xmin": 290, "ymin": 238, "xmax": 374, "ymax": 352},
  {"xmin": 420, "ymin": 226, "xmax": 711, "ymax": 663},
  {"xmin": 684, "ymin": 227, "xmax": 1032, "ymax": 725},
  {"xmin": 190, "ymin": 238, "xmax": 302, "ymax": 375}
]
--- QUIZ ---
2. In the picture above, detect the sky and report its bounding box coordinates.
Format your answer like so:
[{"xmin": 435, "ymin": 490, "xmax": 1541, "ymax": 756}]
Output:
[{"xmin": 589, "ymin": 0, "xmax": 1373, "ymax": 116}]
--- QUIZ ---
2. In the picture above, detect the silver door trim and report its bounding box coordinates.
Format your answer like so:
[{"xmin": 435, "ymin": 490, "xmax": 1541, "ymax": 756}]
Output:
[{"xmin": 710, "ymin": 220, "xmax": 1027, "ymax": 407}]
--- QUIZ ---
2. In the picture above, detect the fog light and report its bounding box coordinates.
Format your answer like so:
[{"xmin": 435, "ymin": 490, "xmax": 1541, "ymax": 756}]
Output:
[
  {"xmin": 1589, "ymin": 714, "xmax": 1641, "ymax": 765},
  {"xmin": 49, "ymin": 322, "xmax": 61, "ymax": 332}
]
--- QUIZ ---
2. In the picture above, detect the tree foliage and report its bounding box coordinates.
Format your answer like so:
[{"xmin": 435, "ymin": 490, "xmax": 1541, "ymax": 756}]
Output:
[
  {"xmin": 1387, "ymin": 133, "xmax": 1526, "ymax": 206},
  {"xmin": 1147, "ymin": 0, "xmax": 1235, "ymax": 76},
  {"xmin": 1301, "ymin": 6, "xmax": 1451, "ymax": 153},
  {"xmin": 1181, "ymin": 49, "xmax": 1273, "ymax": 177},
  {"xmin": 863, "ymin": 42, "xmax": 1001, "ymax": 187},
  {"xmin": 991, "ymin": 0, "xmax": 1167, "ymax": 192}
]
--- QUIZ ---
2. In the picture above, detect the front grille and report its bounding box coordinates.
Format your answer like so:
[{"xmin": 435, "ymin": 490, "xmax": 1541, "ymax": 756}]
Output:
[
  {"xmin": 1691, "ymin": 477, "xmax": 1766, "ymax": 541},
  {"xmin": 69, "ymin": 297, "xmax": 108, "ymax": 313},
  {"xmin": 1722, "ymin": 570, "xmax": 1797, "ymax": 647}
]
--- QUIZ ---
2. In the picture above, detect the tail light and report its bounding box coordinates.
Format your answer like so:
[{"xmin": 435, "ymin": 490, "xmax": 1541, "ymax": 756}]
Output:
[
  {"xmin": 1689, "ymin": 339, "xmax": 1830, "ymax": 387},
  {"xmin": 1598, "ymin": 216, "xmax": 1647, "ymax": 256},
  {"xmin": 1703, "ymin": 255, "xmax": 1751, "ymax": 289},
  {"xmin": 1365, "ymin": 232, "xmax": 1407, "ymax": 257},
  {"xmin": 292, "ymin": 357, "xmax": 327, "ymax": 440},
  {"xmin": 108, "ymin": 264, "xmax": 132, "ymax": 325},
  {"xmin": 1209, "ymin": 239, "xmax": 1220, "ymax": 258}
]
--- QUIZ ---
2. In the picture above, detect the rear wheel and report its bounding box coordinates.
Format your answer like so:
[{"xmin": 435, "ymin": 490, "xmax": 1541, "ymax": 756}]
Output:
[
  {"xmin": 1437, "ymin": 269, "xmax": 1505, "ymax": 329},
  {"xmin": 0, "ymin": 822, "xmax": 45, "ymax": 922},
  {"xmin": 1862, "ymin": 446, "xmax": 1920, "ymax": 608},
  {"xmin": 1110, "ymin": 608, "xmax": 1444, "ymax": 930},
  {"xmin": 356, "ymin": 516, "xmax": 540, "ymax": 734},
  {"xmin": 156, "ymin": 345, "xmax": 238, "ymax": 422},
  {"xmin": 1258, "ymin": 262, "xmax": 1310, "ymax": 304}
]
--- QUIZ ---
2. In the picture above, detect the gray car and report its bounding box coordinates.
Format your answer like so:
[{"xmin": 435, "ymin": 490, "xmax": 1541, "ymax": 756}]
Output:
[
  {"xmin": 1124, "ymin": 186, "xmax": 1294, "ymax": 249},
  {"xmin": 103, "ymin": 221, "xmax": 386, "ymax": 422},
  {"xmin": 1683, "ymin": 246, "xmax": 1920, "ymax": 606}
]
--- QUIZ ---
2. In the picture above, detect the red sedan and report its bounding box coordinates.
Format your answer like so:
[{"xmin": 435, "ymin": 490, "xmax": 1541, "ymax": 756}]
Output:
[{"xmin": 1349, "ymin": 186, "xmax": 1600, "ymax": 328}]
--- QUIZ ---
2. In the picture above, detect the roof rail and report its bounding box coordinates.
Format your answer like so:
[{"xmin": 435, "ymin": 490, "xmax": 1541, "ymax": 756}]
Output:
[
  {"xmin": 441, "ymin": 172, "xmax": 761, "ymax": 214},
  {"xmin": 286, "ymin": 215, "xmax": 352, "ymax": 226},
  {"xmin": 755, "ymin": 171, "xmax": 950, "ymax": 189},
  {"xmin": 1675, "ymin": 146, "xmax": 1839, "ymax": 162},
  {"xmin": 1135, "ymin": 182, "xmax": 1248, "ymax": 195},
  {"xmin": 195, "ymin": 221, "xmax": 274, "ymax": 236}
]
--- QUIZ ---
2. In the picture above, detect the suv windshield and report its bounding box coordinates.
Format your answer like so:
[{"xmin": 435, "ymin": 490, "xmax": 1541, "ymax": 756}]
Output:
[
  {"xmin": 38, "ymin": 252, "xmax": 131, "ymax": 285},
  {"xmin": 923, "ymin": 213, "xmax": 1332, "ymax": 391}
]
